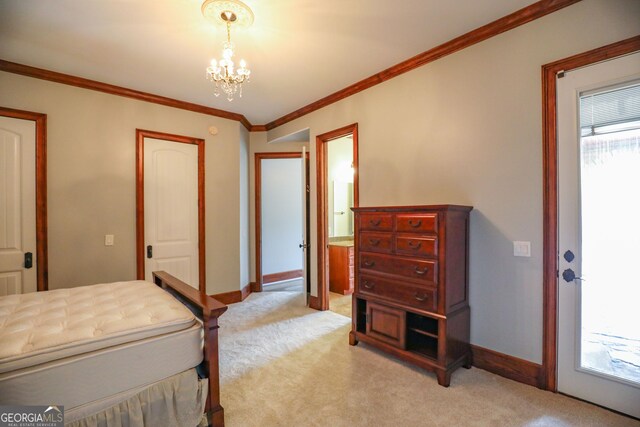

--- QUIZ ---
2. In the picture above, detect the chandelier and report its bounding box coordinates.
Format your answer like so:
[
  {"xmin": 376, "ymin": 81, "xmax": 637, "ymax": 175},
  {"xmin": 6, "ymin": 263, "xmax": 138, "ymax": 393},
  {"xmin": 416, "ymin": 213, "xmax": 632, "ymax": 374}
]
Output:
[{"xmin": 202, "ymin": 0, "xmax": 254, "ymax": 101}]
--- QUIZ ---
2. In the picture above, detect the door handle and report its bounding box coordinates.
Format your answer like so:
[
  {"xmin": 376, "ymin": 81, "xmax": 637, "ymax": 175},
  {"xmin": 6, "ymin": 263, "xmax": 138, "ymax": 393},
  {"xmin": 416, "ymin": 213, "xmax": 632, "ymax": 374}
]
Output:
[
  {"xmin": 24, "ymin": 252, "xmax": 33, "ymax": 269},
  {"xmin": 562, "ymin": 268, "xmax": 585, "ymax": 283},
  {"xmin": 147, "ymin": 245, "xmax": 153, "ymax": 259},
  {"xmin": 299, "ymin": 243, "xmax": 308, "ymax": 249}
]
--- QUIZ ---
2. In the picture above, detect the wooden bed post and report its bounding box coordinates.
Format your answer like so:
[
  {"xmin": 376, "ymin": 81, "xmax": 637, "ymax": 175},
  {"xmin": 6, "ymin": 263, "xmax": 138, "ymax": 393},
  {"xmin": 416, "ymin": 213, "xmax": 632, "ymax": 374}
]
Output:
[
  {"xmin": 203, "ymin": 312, "xmax": 224, "ymax": 426},
  {"xmin": 152, "ymin": 271, "xmax": 227, "ymax": 427}
]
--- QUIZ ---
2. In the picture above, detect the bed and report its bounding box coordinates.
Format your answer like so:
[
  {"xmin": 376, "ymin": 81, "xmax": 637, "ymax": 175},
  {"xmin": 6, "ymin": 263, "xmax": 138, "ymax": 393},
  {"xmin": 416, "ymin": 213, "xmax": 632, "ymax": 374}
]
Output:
[{"xmin": 0, "ymin": 271, "xmax": 227, "ymax": 427}]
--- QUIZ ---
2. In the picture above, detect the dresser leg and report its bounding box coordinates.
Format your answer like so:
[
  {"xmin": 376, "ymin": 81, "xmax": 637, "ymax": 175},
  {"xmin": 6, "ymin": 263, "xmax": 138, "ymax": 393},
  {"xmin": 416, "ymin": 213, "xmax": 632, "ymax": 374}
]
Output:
[
  {"xmin": 436, "ymin": 370, "xmax": 451, "ymax": 387},
  {"xmin": 349, "ymin": 331, "xmax": 358, "ymax": 346},
  {"xmin": 463, "ymin": 354, "xmax": 472, "ymax": 369}
]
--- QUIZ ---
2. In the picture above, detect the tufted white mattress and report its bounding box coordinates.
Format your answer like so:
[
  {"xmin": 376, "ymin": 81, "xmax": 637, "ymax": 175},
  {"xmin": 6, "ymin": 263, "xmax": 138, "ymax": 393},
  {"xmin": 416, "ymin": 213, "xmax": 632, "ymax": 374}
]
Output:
[
  {"xmin": 0, "ymin": 280, "xmax": 196, "ymax": 372},
  {"xmin": 0, "ymin": 280, "xmax": 204, "ymax": 411}
]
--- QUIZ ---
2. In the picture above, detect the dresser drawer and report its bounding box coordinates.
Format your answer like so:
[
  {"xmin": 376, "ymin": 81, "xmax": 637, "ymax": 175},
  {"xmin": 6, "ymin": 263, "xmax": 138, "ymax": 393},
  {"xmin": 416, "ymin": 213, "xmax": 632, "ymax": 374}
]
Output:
[
  {"xmin": 396, "ymin": 214, "xmax": 438, "ymax": 234},
  {"xmin": 396, "ymin": 235, "xmax": 438, "ymax": 258},
  {"xmin": 360, "ymin": 274, "xmax": 437, "ymax": 312},
  {"xmin": 360, "ymin": 231, "xmax": 393, "ymax": 253},
  {"xmin": 359, "ymin": 253, "xmax": 437, "ymax": 285},
  {"xmin": 366, "ymin": 302, "xmax": 406, "ymax": 349},
  {"xmin": 359, "ymin": 213, "xmax": 393, "ymax": 232}
]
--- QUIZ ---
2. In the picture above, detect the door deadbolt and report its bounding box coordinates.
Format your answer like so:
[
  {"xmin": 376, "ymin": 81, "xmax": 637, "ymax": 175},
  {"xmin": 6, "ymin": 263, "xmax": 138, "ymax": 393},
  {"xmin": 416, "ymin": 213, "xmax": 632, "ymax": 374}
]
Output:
[{"xmin": 563, "ymin": 250, "xmax": 575, "ymax": 262}]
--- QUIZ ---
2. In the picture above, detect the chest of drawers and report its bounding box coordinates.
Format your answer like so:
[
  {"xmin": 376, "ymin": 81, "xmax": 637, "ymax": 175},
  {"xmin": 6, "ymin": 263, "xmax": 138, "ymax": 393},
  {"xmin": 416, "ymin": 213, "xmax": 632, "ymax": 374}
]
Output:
[{"xmin": 349, "ymin": 205, "xmax": 472, "ymax": 386}]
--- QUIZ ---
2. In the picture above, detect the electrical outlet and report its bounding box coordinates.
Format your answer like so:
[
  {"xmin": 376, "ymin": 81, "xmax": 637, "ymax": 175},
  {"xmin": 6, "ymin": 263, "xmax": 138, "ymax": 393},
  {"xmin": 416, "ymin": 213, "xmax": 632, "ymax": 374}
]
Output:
[
  {"xmin": 513, "ymin": 241, "xmax": 531, "ymax": 257},
  {"xmin": 105, "ymin": 234, "xmax": 115, "ymax": 246}
]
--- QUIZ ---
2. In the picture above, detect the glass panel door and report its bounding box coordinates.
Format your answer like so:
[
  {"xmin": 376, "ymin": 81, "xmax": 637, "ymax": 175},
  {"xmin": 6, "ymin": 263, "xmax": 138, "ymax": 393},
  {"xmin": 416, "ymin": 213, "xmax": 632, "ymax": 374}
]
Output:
[
  {"xmin": 557, "ymin": 52, "xmax": 640, "ymax": 419},
  {"xmin": 579, "ymin": 118, "xmax": 640, "ymax": 386}
]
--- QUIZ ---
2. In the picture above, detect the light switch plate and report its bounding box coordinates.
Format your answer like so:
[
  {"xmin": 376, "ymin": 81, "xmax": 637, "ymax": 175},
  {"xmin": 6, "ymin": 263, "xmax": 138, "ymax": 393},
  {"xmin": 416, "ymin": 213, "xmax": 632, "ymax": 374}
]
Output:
[
  {"xmin": 105, "ymin": 234, "xmax": 115, "ymax": 246},
  {"xmin": 513, "ymin": 241, "xmax": 531, "ymax": 257}
]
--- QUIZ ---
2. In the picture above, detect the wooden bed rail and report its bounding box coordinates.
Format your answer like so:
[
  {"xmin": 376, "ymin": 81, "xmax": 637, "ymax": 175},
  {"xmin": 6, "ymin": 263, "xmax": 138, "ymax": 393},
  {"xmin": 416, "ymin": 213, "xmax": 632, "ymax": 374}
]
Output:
[{"xmin": 152, "ymin": 271, "xmax": 227, "ymax": 427}]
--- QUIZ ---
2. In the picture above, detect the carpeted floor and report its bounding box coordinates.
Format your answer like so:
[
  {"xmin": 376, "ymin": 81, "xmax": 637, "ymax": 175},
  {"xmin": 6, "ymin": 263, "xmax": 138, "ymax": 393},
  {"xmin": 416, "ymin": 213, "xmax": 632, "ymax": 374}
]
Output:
[
  {"xmin": 217, "ymin": 291, "xmax": 638, "ymax": 427},
  {"xmin": 329, "ymin": 292, "xmax": 352, "ymax": 318}
]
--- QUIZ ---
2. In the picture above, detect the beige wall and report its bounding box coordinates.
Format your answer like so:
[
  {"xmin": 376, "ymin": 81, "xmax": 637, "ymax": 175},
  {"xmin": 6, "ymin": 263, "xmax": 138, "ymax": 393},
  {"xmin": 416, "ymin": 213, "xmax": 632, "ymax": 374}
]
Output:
[
  {"xmin": 264, "ymin": 0, "xmax": 640, "ymax": 363},
  {"xmin": 0, "ymin": 72, "xmax": 244, "ymax": 294},
  {"xmin": 239, "ymin": 126, "xmax": 250, "ymax": 288}
]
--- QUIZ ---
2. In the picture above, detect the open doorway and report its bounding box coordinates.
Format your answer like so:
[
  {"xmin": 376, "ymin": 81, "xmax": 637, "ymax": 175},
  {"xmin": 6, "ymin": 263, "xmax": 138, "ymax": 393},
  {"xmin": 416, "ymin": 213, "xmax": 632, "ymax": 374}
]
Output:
[
  {"xmin": 315, "ymin": 124, "xmax": 359, "ymax": 315},
  {"xmin": 255, "ymin": 152, "xmax": 310, "ymax": 297}
]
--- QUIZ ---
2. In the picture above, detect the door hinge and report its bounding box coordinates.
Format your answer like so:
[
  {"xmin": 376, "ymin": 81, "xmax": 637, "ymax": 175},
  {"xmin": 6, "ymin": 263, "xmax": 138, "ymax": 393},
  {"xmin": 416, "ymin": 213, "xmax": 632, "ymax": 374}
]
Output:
[{"xmin": 557, "ymin": 70, "xmax": 565, "ymax": 78}]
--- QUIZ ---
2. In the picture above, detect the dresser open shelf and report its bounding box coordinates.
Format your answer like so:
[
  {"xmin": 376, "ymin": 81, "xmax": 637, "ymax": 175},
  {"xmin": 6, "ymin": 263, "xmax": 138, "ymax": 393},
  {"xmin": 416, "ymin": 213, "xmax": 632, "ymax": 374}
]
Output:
[{"xmin": 349, "ymin": 205, "xmax": 472, "ymax": 387}]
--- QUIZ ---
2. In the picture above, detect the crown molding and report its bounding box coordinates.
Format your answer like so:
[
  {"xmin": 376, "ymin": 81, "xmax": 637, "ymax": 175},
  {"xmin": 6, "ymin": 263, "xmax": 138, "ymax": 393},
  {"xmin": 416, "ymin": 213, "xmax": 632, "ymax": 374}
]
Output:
[
  {"xmin": 260, "ymin": 0, "xmax": 581, "ymax": 131},
  {"xmin": 249, "ymin": 124, "xmax": 268, "ymax": 132},
  {"xmin": 0, "ymin": 59, "xmax": 253, "ymax": 130},
  {"xmin": 1, "ymin": 0, "xmax": 580, "ymax": 132}
]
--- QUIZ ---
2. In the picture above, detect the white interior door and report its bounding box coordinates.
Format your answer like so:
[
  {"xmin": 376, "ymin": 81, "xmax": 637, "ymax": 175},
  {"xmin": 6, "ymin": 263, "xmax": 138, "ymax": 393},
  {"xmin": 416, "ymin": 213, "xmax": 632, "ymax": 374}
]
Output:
[
  {"xmin": 557, "ymin": 52, "xmax": 640, "ymax": 418},
  {"xmin": 301, "ymin": 147, "xmax": 308, "ymax": 301},
  {"xmin": 144, "ymin": 137, "xmax": 199, "ymax": 289},
  {"xmin": 0, "ymin": 116, "xmax": 36, "ymax": 296}
]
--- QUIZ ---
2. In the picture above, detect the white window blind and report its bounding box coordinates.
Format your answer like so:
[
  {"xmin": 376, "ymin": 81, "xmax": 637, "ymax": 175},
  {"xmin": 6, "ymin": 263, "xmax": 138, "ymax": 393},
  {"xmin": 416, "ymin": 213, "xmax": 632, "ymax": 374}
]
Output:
[{"xmin": 580, "ymin": 83, "xmax": 640, "ymax": 136}]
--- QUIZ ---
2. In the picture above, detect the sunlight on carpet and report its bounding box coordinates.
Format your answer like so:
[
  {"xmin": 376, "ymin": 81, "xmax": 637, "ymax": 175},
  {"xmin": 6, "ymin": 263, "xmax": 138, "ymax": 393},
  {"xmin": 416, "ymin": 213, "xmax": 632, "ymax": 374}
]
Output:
[{"xmin": 217, "ymin": 292, "xmax": 638, "ymax": 427}]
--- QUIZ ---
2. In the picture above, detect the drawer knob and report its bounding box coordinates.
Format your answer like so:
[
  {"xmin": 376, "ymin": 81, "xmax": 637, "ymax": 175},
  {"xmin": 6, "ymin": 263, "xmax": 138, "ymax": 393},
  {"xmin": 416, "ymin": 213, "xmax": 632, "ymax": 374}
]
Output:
[
  {"xmin": 408, "ymin": 240, "xmax": 422, "ymax": 249},
  {"xmin": 363, "ymin": 260, "xmax": 376, "ymax": 267},
  {"xmin": 363, "ymin": 280, "xmax": 375, "ymax": 289},
  {"xmin": 369, "ymin": 218, "xmax": 382, "ymax": 226},
  {"xmin": 408, "ymin": 219, "xmax": 422, "ymax": 228},
  {"xmin": 414, "ymin": 293, "xmax": 428, "ymax": 302},
  {"xmin": 369, "ymin": 238, "xmax": 381, "ymax": 246},
  {"xmin": 414, "ymin": 266, "xmax": 429, "ymax": 275}
]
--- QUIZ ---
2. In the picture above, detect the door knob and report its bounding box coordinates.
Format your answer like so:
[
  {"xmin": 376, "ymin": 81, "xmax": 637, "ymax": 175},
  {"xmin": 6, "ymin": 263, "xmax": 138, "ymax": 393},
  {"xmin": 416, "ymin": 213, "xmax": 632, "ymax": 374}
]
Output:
[
  {"xmin": 146, "ymin": 245, "xmax": 153, "ymax": 259},
  {"xmin": 24, "ymin": 252, "xmax": 33, "ymax": 269}
]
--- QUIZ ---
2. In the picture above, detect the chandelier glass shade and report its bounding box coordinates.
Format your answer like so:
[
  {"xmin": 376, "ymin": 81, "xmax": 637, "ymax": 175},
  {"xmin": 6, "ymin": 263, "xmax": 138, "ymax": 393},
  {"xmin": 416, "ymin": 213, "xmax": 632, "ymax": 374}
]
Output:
[{"xmin": 205, "ymin": 9, "xmax": 251, "ymax": 101}]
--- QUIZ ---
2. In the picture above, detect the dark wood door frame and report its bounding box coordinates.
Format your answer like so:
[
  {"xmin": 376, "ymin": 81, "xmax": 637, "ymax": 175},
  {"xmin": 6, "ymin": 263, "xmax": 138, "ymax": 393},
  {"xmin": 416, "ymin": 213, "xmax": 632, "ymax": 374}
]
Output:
[
  {"xmin": 254, "ymin": 151, "xmax": 309, "ymax": 292},
  {"xmin": 135, "ymin": 129, "xmax": 206, "ymax": 292},
  {"xmin": 314, "ymin": 123, "xmax": 359, "ymax": 311},
  {"xmin": 541, "ymin": 35, "xmax": 640, "ymax": 392},
  {"xmin": 0, "ymin": 107, "xmax": 48, "ymax": 292}
]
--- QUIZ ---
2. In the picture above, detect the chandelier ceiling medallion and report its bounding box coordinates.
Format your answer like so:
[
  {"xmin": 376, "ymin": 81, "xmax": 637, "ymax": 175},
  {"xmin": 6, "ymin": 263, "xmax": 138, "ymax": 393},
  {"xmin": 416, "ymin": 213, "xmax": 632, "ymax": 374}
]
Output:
[{"xmin": 201, "ymin": 0, "xmax": 254, "ymax": 101}]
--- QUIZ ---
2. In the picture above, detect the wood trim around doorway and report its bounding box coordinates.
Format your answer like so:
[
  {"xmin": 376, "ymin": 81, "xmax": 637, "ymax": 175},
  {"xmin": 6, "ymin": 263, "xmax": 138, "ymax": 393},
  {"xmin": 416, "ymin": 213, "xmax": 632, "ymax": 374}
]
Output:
[
  {"xmin": 135, "ymin": 129, "xmax": 206, "ymax": 293},
  {"xmin": 541, "ymin": 35, "xmax": 640, "ymax": 392},
  {"xmin": 315, "ymin": 123, "xmax": 359, "ymax": 311},
  {"xmin": 0, "ymin": 107, "xmax": 48, "ymax": 292},
  {"xmin": 254, "ymin": 151, "xmax": 307, "ymax": 292}
]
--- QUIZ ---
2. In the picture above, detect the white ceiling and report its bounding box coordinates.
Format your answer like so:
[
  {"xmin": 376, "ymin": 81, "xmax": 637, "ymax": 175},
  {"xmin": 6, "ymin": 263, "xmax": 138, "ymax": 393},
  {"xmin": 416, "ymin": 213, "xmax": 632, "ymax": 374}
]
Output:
[{"xmin": 0, "ymin": 0, "xmax": 535, "ymax": 125}]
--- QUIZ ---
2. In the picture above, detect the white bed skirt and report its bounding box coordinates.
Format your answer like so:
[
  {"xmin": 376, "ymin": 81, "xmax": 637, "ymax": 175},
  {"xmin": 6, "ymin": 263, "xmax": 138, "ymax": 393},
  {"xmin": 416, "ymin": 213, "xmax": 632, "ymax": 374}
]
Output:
[{"xmin": 66, "ymin": 369, "xmax": 207, "ymax": 427}]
